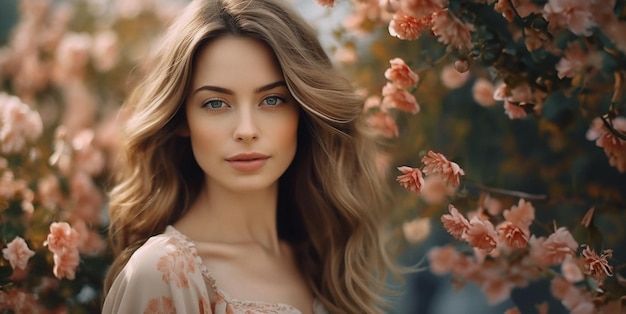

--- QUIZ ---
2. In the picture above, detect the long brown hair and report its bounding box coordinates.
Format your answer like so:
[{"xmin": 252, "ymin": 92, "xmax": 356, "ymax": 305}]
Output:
[{"xmin": 105, "ymin": 0, "xmax": 395, "ymax": 312}]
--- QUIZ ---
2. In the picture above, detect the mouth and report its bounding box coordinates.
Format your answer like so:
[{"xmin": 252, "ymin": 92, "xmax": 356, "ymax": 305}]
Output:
[{"xmin": 225, "ymin": 153, "xmax": 270, "ymax": 162}]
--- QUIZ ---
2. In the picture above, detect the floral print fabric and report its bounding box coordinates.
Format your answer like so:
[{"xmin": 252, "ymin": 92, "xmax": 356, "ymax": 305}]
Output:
[{"xmin": 103, "ymin": 226, "xmax": 327, "ymax": 314}]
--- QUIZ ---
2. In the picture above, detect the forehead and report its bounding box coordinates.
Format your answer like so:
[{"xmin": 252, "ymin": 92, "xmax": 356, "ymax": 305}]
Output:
[{"xmin": 190, "ymin": 36, "xmax": 284, "ymax": 88}]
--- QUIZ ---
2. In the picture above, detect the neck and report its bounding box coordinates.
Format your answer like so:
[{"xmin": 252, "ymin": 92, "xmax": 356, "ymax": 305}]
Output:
[{"xmin": 177, "ymin": 181, "xmax": 282, "ymax": 255}]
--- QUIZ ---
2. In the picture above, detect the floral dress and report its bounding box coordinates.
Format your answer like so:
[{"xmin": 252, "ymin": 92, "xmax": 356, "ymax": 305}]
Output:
[{"xmin": 103, "ymin": 226, "xmax": 328, "ymax": 314}]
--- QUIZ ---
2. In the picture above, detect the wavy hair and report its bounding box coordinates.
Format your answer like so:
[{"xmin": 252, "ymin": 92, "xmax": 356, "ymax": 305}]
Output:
[{"xmin": 105, "ymin": 0, "xmax": 395, "ymax": 312}]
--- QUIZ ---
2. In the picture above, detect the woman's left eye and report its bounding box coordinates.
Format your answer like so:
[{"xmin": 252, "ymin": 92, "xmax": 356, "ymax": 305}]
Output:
[{"xmin": 262, "ymin": 96, "xmax": 285, "ymax": 107}]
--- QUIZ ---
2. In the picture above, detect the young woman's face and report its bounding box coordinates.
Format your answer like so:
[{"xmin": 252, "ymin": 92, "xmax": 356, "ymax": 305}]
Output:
[{"xmin": 182, "ymin": 36, "xmax": 299, "ymax": 193}]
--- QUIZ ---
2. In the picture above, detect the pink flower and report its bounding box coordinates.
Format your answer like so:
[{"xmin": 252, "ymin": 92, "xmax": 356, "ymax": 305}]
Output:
[
  {"xmin": 315, "ymin": 0, "xmax": 334, "ymax": 8},
  {"xmin": 384, "ymin": 58, "xmax": 419, "ymax": 88},
  {"xmin": 441, "ymin": 204, "xmax": 470, "ymax": 240},
  {"xmin": 481, "ymin": 275, "xmax": 514, "ymax": 304},
  {"xmin": 91, "ymin": 30, "xmax": 120, "ymax": 72},
  {"xmin": 421, "ymin": 150, "xmax": 465, "ymax": 186},
  {"xmin": 53, "ymin": 32, "xmax": 92, "ymax": 82},
  {"xmin": 396, "ymin": 166, "xmax": 424, "ymax": 194},
  {"xmin": 431, "ymin": 10, "xmax": 475, "ymax": 51},
  {"xmin": 561, "ymin": 255, "xmax": 584, "ymax": 283},
  {"xmin": 556, "ymin": 42, "xmax": 602, "ymax": 79},
  {"xmin": 503, "ymin": 199, "xmax": 535, "ymax": 229},
  {"xmin": 472, "ymin": 78, "xmax": 497, "ymax": 107},
  {"xmin": 0, "ymin": 93, "xmax": 43, "ymax": 154},
  {"xmin": 497, "ymin": 222, "xmax": 529, "ymax": 249},
  {"xmin": 400, "ymin": 0, "xmax": 447, "ymax": 18},
  {"xmin": 543, "ymin": 0, "xmax": 596, "ymax": 36},
  {"xmin": 594, "ymin": 120, "xmax": 626, "ymax": 172},
  {"xmin": 44, "ymin": 222, "xmax": 80, "ymax": 255},
  {"xmin": 2, "ymin": 237, "xmax": 35, "ymax": 270},
  {"xmin": 402, "ymin": 217, "xmax": 431, "ymax": 243},
  {"xmin": 389, "ymin": 11, "xmax": 432, "ymax": 40},
  {"xmin": 363, "ymin": 95, "xmax": 382, "ymax": 112},
  {"xmin": 381, "ymin": 82, "xmax": 420, "ymax": 114},
  {"xmin": 529, "ymin": 227, "xmax": 578, "ymax": 267},
  {"xmin": 463, "ymin": 217, "xmax": 499, "ymax": 252},
  {"xmin": 581, "ymin": 245, "xmax": 613, "ymax": 286},
  {"xmin": 497, "ymin": 199, "xmax": 535, "ymax": 248},
  {"xmin": 550, "ymin": 277, "xmax": 595, "ymax": 314},
  {"xmin": 440, "ymin": 64, "xmax": 470, "ymax": 89},
  {"xmin": 367, "ymin": 111, "xmax": 399, "ymax": 138},
  {"xmin": 427, "ymin": 245, "xmax": 462, "ymax": 274},
  {"xmin": 52, "ymin": 250, "xmax": 80, "ymax": 280},
  {"xmin": 504, "ymin": 101, "xmax": 527, "ymax": 119},
  {"xmin": 419, "ymin": 174, "xmax": 457, "ymax": 204},
  {"xmin": 72, "ymin": 129, "xmax": 106, "ymax": 176}
]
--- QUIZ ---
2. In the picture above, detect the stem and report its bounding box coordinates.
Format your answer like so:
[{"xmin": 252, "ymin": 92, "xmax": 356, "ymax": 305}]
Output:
[{"xmin": 466, "ymin": 182, "xmax": 548, "ymax": 200}]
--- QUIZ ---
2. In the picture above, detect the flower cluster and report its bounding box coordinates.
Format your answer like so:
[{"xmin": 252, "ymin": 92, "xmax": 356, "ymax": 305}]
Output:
[
  {"xmin": 428, "ymin": 196, "xmax": 616, "ymax": 312},
  {"xmin": 0, "ymin": 0, "xmax": 182, "ymax": 311},
  {"xmin": 366, "ymin": 58, "xmax": 420, "ymax": 137},
  {"xmin": 317, "ymin": 0, "xmax": 626, "ymax": 310},
  {"xmin": 331, "ymin": 0, "xmax": 626, "ymax": 173}
]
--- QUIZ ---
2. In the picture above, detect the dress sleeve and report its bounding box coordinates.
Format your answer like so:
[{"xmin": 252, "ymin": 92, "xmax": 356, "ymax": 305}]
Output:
[{"xmin": 102, "ymin": 235, "xmax": 212, "ymax": 314}]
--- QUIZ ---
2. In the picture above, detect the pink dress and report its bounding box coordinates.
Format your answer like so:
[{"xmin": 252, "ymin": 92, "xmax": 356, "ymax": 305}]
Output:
[{"xmin": 103, "ymin": 226, "xmax": 328, "ymax": 314}]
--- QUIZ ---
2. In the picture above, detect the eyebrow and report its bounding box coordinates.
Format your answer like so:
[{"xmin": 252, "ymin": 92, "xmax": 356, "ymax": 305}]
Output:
[{"xmin": 192, "ymin": 80, "xmax": 287, "ymax": 95}]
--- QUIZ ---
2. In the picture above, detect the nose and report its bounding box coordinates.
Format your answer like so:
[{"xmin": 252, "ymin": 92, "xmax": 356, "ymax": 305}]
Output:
[{"xmin": 233, "ymin": 107, "xmax": 259, "ymax": 142}]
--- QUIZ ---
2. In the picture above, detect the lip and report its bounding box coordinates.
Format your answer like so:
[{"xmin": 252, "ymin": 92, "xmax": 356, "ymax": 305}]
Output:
[{"xmin": 225, "ymin": 153, "xmax": 270, "ymax": 171}]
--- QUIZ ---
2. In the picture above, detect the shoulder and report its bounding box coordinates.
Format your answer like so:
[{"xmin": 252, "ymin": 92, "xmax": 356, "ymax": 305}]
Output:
[
  {"xmin": 103, "ymin": 229, "xmax": 211, "ymax": 313},
  {"xmin": 124, "ymin": 229, "xmax": 202, "ymax": 287}
]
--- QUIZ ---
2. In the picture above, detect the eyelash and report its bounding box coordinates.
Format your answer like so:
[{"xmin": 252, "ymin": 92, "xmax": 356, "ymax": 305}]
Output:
[{"xmin": 201, "ymin": 96, "xmax": 287, "ymax": 110}]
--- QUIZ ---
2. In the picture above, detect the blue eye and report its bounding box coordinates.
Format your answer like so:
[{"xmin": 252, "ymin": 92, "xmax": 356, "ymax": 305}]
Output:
[
  {"xmin": 262, "ymin": 96, "xmax": 284, "ymax": 107},
  {"xmin": 202, "ymin": 99, "xmax": 227, "ymax": 110}
]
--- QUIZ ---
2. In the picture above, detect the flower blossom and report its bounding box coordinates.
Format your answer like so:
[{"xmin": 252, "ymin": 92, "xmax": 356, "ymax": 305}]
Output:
[
  {"xmin": 555, "ymin": 41, "xmax": 602, "ymax": 79},
  {"xmin": 581, "ymin": 245, "xmax": 613, "ymax": 286},
  {"xmin": 52, "ymin": 249, "xmax": 80, "ymax": 280},
  {"xmin": 497, "ymin": 199, "xmax": 535, "ymax": 248},
  {"xmin": 44, "ymin": 222, "xmax": 80, "ymax": 256},
  {"xmin": 389, "ymin": 11, "xmax": 432, "ymax": 40},
  {"xmin": 441, "ymin": 204, "xmax": 470, "ymax": 240},
  {"xmin": 396, "ymin": 166, "xmax": 424, "ymax": 194},
  {"xmin": 431, "ymin": 10, "xmax": 475, "ymax": 51},
  {"xmin": 543, "ymin": 0, "xmax": 596, "ymax": 36},
  {"xmin": 381, "ymin": 82, "xmax": 420, "ymax": 114},
  {"xmin": 594, "ymin": 124, "xmax": 626, "ymax": 173},
  {"xmin": 427, "ymin": 245, "xmax": 462, "ymax": 274},
  {"xmin": 504, "ymin": 102, "xmax": 527, "ymax": 119},
  {"xmin": 440, "ymin": 64, "xmax": 470, "ymax": 89},
  {"xmin": 0, "ymin": 93, "xmax": 43, "ymax": 154},
  {"xmin": 2, "ymin": 237, "xmax": 35, "ymax": 270},
  {"xmin": 551, "ymin": 277, "xmax": 595, "ymax": 314},
  {"xmin": 561, "ymin": 255, "xmax": 584, "ymax": 283},
  {"xmin": 472, "ymin": 78, "xmax": 496, "ymax": 107},
  {"xmin": 384, "ymin": 58, "xmax": 419, "ymax": 88},
  {"xmin": 420, "ymin": 150, "xmax": 465, "ymax": 186},
  {"xmin": 463, "ymin": 217, "xmax": 499, "ymax": 252},
  {"xmin": 402, "ymin": 217, "xmax": 431, "ymax": 243},
  {"xmin": 367, "ymin": 111, "xmax": 399, "ymax": 138},
  {"xmin": 400, "ymin": 0, "xmax": 447, "ymax": 18},
  {"xmin": 419, "ymin": 174, "xmax": 457, "ymax": 204},
  {"xmin": 529, "ymin": 227, "xmax": 578, "ymax": 267}
]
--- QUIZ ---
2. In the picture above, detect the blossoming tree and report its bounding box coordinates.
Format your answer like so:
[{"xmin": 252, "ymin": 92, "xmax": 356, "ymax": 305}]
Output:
[
  {"xmin": 317, "ymin": 0, "xmax": 625, "ymax": 312},
  {"xmin": 0, "ymin": 0, "xmax": 185, "ymax": 311}
]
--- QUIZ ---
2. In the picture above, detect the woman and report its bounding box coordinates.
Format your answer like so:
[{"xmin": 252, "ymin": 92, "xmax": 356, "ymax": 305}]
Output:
[{"xmin": 103, "ymin": 0, "xmax": 395, "ymax": 313}]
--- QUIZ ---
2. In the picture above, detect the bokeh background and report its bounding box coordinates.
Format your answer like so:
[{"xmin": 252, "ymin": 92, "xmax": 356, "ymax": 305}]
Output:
[{"xmin": 0, "ymin": 0, "xmax": 625, "ymax": 313}]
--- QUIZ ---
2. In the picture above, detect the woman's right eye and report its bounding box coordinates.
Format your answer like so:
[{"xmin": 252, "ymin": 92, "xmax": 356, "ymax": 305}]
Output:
[{"xmin": 202, "ymin": 99, "xmax": 227, "ymax": 110}]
